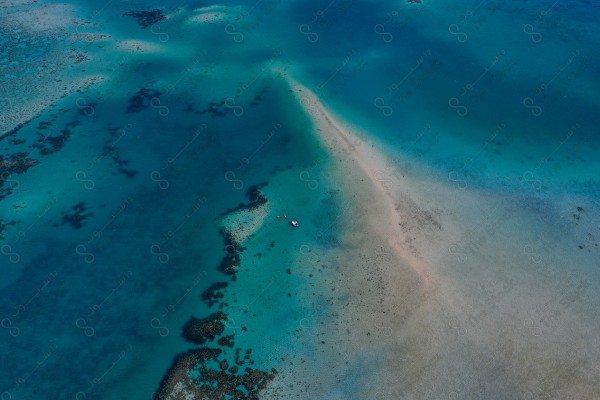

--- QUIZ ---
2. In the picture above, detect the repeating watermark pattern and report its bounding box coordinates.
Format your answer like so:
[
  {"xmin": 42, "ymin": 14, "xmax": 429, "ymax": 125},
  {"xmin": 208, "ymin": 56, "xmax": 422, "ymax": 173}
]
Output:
[
  {"xmin": 299, "ymin": 23, "xmax": 319, "ymax": 42},
  {"xmin": 299, "ymin": 305, "xmax": 319, "ymax": 336},
  {"xmin": 373, "ymin": 23, "xmax": 393, "ymax": 43},
  {"xmin": 224, "ymin": 122, "xmax": 282, "ymax": 190},
  {"xmin": 372, "ymin": 49, "xmax": 434, "ymax": 118},
  {"xmin": 522, "ymin": 50, "xmax": 579, "ymax": 117},
  {"xmin": 150, "ymin": 24, "xmax": 170, "ymax": 43},
  {"xmin": 74, "ymin": 343, "xmax": 133, "ymax": 398},
  {"xmin": 448, "ymin": 49, "xmax": 506, "ymax": 117},
  {"xmin": 1, "ymin": 270, "xmax": 59, "ymax": 340},
  {"xmin": 447, "ymin": 122, "xmax": 506, "ymax": 188},
  {"xmin": 2, "ymin": 340, "xmax": 58, "ymax": 398},
  {"xmin": 149, "ymin": 195, "xmax": 208, "ymax": 264},
  {"xmin": 74, "ymin": 270, "xmax": 133, "ymax": 338},
  {"xmin": 75, "ymin": 197, "xmax": 134, "ymax": 264},
  {"xmin": 76, "ymin": 124, "xmax": 133, "ymax": 190},
  {"xmin": 318, "ymin": 49, "xmax": 357, "ymax": 90},
  {"xmin": 522, "ymin": 0, "xmax": 563, "ymax": 44},
  {"xmin": 447, "ymin": 0, "xmax": 489, "ymax": 43},
  {"xmin": 149, "ymin": 270, "xmax": 206, "ymax": 337},
  {"xmin": 225, "ymin": 24, "xmax": 245, "ymax": 43},
  {"xmin": 150, "ymin": 124, "xmax": 208, "ymax": 190}
]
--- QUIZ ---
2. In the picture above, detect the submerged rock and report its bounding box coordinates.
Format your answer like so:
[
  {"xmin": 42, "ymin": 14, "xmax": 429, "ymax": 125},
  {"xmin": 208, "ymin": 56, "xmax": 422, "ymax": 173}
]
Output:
[
  {"xmin": 217, "ymin": 334, "xmax": 235, "ymax": 348},
  {"xmin": 53, "ymin": 202, "xmax": 94, "ymax": 229},
  {"xmin": 181, "ymin": 312, "xmax": 227, "ymax": 345},
  {"xmin": 218, "ymin": 231, "xmax": 245, "ymax": 277},
  {"xmin": 126, "ymin": 88, "xmax": 162, "ymax": 113},
  {"xmin": 123, "ymin": 9, "xmax": 166, "ymax": 29},
  {"xmin": 201, "ymin": 281, "xmax": 229, "ymax": 308}
]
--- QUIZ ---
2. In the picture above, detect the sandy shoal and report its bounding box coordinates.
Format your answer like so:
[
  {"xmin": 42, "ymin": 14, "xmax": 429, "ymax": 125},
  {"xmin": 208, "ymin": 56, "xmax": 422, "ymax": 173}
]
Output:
[{"xmin": 260, "ymin": 73, "xmax": 600, "ymax": 399}]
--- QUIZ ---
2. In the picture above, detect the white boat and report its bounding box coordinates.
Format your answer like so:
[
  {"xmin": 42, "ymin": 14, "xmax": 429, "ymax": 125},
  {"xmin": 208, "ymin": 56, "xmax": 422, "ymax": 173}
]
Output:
[{"xmin": 290, "ymin": 220, "xmax": 299, "ymax": 227}]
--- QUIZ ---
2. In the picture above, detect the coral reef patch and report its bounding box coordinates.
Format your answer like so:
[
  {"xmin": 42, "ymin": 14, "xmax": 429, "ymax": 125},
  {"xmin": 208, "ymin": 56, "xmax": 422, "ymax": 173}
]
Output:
[
  {"xmin": 218, "ymin": 231, "xmax": 246, "ymax": 278},
  {"xmin": 0, "ymin": 120, "xmax": 31, "ymax": 142},
  {"xmin": 98, "ymin": 127, "xmax": 138, "ymax": 178},
  {"xmin": 182, "ymin": 312, "xmax": 227, "ymax": 345},
  {"xmin": 0, "ymin": 218, "xmax": 17, "ymax": 239},
  {"xmin": 32, "ymin": 120, "xmax": 80, "ymax": 156},
  {"xmin": 123, "ymin": 9, "xmax": 166, "ymax": 29},
  {"xmin": 0, "ymin": 152, "xmax": 39, "ymax": 200},
  {"xmin": 53, "ymin": 202, "xmax": 93, "ymax": 229},
  {"xmin": 202, "ymin": 282, "xmax": 229, "ymax": 308},
  {"xmin": 126, "ymin": 88, "xmax": 163, "ymax": 113},
  {"xmin": 156, "ymin": 183, "xmax": 276, "ymax": 399},
  {"xmin": 156, "ymin": 348, "xmax": 276, "ymax": 400},
  {"xmin": 198, "ymin": 100, "xmax": 230, "ymax": 118}
]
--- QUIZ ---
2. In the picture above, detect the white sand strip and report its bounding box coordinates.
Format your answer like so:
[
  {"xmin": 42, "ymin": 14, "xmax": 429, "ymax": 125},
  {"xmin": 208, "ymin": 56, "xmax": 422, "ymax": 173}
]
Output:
[{"xmin": 285, "ymin": 76, "xmax": 436, "ymax": 286}]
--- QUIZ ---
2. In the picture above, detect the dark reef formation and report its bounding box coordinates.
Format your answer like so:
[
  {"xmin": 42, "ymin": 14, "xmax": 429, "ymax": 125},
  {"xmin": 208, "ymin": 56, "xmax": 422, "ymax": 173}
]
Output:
[
  {"xmin": 182, "ymin": 312, "xmax": 227, "ymax": 345},
  {"xmin": 217, "ymin": 334, "xmax": 235, "ymax": 348},
  {"xmin": 249, "ymin": 95, "xmax": 263, "ymax": 107},
  {"xmin": 191, "ymin": 89, "xmax": 266, "ymax": 117},
  {"xmin": 8, "ymin": 138, "xmax": 26, "ymax": 145},
  {"xmin": 157, "ymin": 348, "xmax": 222, "ymax": 397},
  {"xmin": 101, "ymin": 127, "xmax": 138, "ymax": 178},
  {"xmin": 0, "ymin": 119, "xmax": 31, "ymax": 140},
  {"xmin": 198, "ymin": 100, "xmax": 230, "ymax": 117},
  {"xmin": 53, "ymin": 202, "xmax": 93, "ymax": 229},
  {"xmin": 32, "ymin": 120, "xmax": 80, "ymax": 155},
  {"xmin": 0, "ymin": 153, "xmax": 38, "ymax": 177},
  {"xmin": 126, "ymin": 88, "xmax": 162, "ymax": 113},
  {"xmin": 218, "ymin": 231, "xmax": 246, "ymax": 278},
  {"xmin": 246, "ymin": 184, "xmax": 269, "ymax": 209},
  {"xmin": 37, "ymin": 120, "xmax": 52, "ymax": 131},
  {"xmin": 102, "ymin": 144, "xmax": 138, "ymax": 178},
  {"xmin": 220, "ymin": 183, "xmax": 268, "ymax": 216},
  {"xmin": 0, "ymin": 152, "xmax": 39, "ymax": 200},
  {"xmin": 123, "ymin": 9, "xmax": 166, "ymax": 28},
  {"xmin": 0, "ymin": 218, "xmax": 17, "ymax": 239},
  {"xmin": 190, "ymin": 364, "xmax": 276, "ymax": 399},
  {"xmin": 156, "ymin": 182, "xmax": 276, "ymax": 399},
  {"xmin": 156, "ymin": 348, "xmax": 276, "ymax": 400},
  {"xmin": 160, "ymin": 306, "xmax": 276, "ymax": 399},
  {"xmin": 217, "ymin": 183, "xmax": 268, "ymax": 279},
  {"xmin": 249, "ymin": 88, "xmax": 267, "ymax": 107},
  {"xmin": 202, "ymin": 282, "xmax": 229, "ymax": 308}
]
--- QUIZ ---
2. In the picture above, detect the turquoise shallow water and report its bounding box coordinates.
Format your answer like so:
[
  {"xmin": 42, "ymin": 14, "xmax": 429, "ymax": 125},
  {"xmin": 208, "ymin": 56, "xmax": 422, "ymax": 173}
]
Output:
[{"xmin": 1, "ymin": 0, "xmax": 599, "ymax": 399}]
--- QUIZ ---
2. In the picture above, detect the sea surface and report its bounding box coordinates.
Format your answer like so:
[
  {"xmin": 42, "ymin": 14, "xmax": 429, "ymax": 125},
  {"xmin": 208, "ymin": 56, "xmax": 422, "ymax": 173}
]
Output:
[{"xmin": 1, "ymin": 0, "xmax": 599, "ymax": 399}]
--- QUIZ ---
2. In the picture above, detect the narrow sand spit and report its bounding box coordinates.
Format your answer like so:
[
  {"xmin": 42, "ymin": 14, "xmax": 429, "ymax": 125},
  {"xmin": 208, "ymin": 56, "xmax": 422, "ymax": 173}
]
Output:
[
  {"xmin": 286, "ymin": 76, "xmax": 436, "ymax": 287},
  {"xmin": 259, "ymin": 74, "xmax": 462, "ymax": 398}
]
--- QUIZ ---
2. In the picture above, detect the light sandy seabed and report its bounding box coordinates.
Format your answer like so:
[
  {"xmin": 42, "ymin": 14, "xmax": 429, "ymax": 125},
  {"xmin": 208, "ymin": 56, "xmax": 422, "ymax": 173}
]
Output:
[
  {"xmin": 116, "ymin": 40, "xmax": 165, "ymax": 53},
  {"xmin": 0, "ymin": 2, "xmax": 105, "ymax": 137},
  {"xmin": 261, "ymin": 74, "xmax": 600, "ymax": 399}
]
